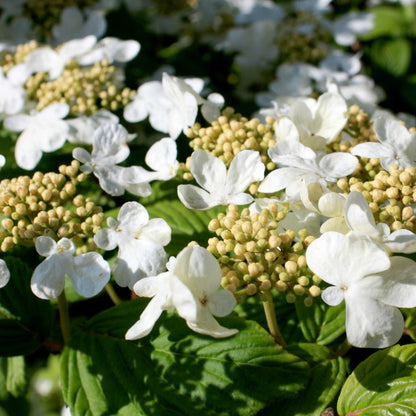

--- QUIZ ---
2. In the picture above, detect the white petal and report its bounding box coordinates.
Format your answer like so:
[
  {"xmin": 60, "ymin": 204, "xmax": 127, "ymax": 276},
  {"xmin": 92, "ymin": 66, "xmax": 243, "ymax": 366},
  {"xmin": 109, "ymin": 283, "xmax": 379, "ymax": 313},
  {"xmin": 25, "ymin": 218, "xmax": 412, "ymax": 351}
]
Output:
[
  {"xmin": 31, "ymin": 256, "xmax": 69, "ymax": 299},
  {"xmin": 123, "ymin": 99, "xmax": 149, "ymax": 123},
  {"xmin": 133, "ymin": 274, "xmax": 167, "ymax": 298},
  {"xmin": 359, "ymin": 256, "xmax": 416, "ymax": 308},
  {"xmin": 35, "ymin": 236, "xmax": 57, "ymax": 257},
  {"xmin": 345, "ymin": 191, "xmax": 379, "ymax": 238},
  {"xmin": 306, "ymin": 231, "xmax": 391, "ymax": 286},
  {"xmin": 141, "ymin": 218, "xmax": 171, "ymax": 246},
  {"xmin": 318, "ymin": 152, "xmax": 358, "ymax": 178},
  {"xmin": 186, "ymin": 309, "xmax": 238, "ymax": 338},
  {"xmin": 321, "ymin": 286, "xmax": 344, "ymax": 306},
  {"xmin": 226, "ymin": 150, "xmax": 265, "ymax": 194},
  {"xmin": 207, "ymin": 289, "xmax": 236, "ymax": 317},
  {"xmin": 72, "ymin": 147, "xmax": 92, "ymax": 164},
  {"xmin": 40, "ymin": 103, "xmax": 70, "ymax": 119},
  {"xmin": 93, "ymin": 228, "xmax": 119, "ymax": 251},
  {"xmin": 0, "ymin": 260, "xmax": 10, "ymax": 288},
  {"xmin": 177, "ymin": 184, "xmax": 217, "ymax": 210},
  {"xmin": 258, "ymin": 167, "xmax": 300, "ymax": 193},
  {"xmin": 125, "ymin": 295, "xmax": 165, "ymax": 340},
  {"xmin": 145, "ymin": 138, "xmax": 177, "ymax": 173},
  {"xmin": 171, "ymin": 275, "xmax": 199, "ymax": 323},
  {"xmin": 344, "ymin": 293, "xmax": 403, "ymax": 348},
  {"xmin": 350, "ymin": 142, "xmax": 393, "ymax": 159},
  {"xmin": 117, "ymin": 201, "xmax": 149, "ymax": 232},
  {"xmin": 177, "ymin": 245, "xmax": 222, "ymax": 295},
  {"xmin": 191, "ymin": 149, "xmax": 227, "ymax": 192},
  {"xmin": 384, "ymin": 229, "xmax": 416, "ymax": 253},
  {"xmin": 71, "ymin": 252, "xmax": 110, "ymax": 297},
  {"xmin": 4, "ymin": 114, "xmax": 31, "ymax": 132},
  {"xmin": 318, "ymin": 192, "xmax": 346, "ymax": 217}
]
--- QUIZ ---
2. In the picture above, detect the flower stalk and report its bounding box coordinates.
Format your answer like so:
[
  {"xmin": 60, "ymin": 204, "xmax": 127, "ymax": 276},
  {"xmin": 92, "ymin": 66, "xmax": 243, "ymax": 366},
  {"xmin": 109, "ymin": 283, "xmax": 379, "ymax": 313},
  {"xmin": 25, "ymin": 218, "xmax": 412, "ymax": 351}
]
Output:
[
  {"xmin": 260, "ymin": 290, "xmax": 286, "ymax": 347},
  {"xmin": 58, "ymin": 291, "xmax": 71, "ymax": 343}
]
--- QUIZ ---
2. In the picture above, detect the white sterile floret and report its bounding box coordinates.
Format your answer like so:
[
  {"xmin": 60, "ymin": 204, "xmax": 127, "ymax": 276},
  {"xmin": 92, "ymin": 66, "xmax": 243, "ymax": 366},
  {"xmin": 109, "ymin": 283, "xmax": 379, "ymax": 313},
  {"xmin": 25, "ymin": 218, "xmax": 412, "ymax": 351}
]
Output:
[
  {"xmin": 31, "ymin": 236, "xmax": 110, "ymax": 300},
  {"xmin": 94, "ymin": 201, "xmax": 171, "ymax": 289},
  {"xmin": 51, "ymin": 6, "xmax": 107, "ymax": 44},
  {"xmin": 289, "ymin": 91, "xmax": 348, "ymax": 150},
  {"xmin": 0, "ymin": 68, "xmax": 26, "ymax": 117},
  {"xmin": 124, "ymin": 73, "xmax": 223, "ymax": 139},
  {"xmin": 258, "ymin": 140, "xmax": 358, "ymax": 200},
  {"xmin": 330, "ymin": 11, "xmax": 374, "ymax": 46},
  {"xmin": 306, "ymin": 231, "xmax": 416, "ymax": 348},
  {"xmin": 125, "ymin": 245, "xmax": 238, "ymax": 340},
  {"xmin": 0, "ymin": 259, "xmax": 10, "ymax": 288},
  {"xmin": 4, "ymin": 103, "xmax": 70, "ymax": 170},
  {"xmin": 73, "ymin": 123, "xmax": 151, "ymax": 197},
  {"xmin": 7, "ymin": 36, "xmax": 98, "ymax": 83},
  {"xmin": 178, "ymin": 149, "xmax": 265, "ymax": 210},
  {"xmin": 76, "ymin": 37, "xmax": 141, "ymax": 66},
  {"xmin": 351, "ymin": 117, "xmax": 416, "ymax": 170},
  {"xmin": 345, "ymin": 191, "xmax": 416, "ymax": 253}
]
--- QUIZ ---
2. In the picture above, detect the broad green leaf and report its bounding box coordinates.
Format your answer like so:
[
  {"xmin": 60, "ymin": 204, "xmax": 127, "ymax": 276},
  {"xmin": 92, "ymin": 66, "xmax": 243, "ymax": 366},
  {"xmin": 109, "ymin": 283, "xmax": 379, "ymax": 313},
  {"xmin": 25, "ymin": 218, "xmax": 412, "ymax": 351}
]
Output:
[
  {"xmin": 337, "ymin": 344, "xmax": 416, "ymax": 415},
  {"xmin": 147, "ymin": 199, "xmax": 223, "ymax": 255},
  {"xmin": 295, "ymin": 298, "xmax": 345, "ymax": 345},
  {"xmin": 61, "ymin": 299, "xmax": 310, "ymax": 416},
  {"xmin": 264, "ymin": 344, "xmax": 347, "ymax": 416},
  {"xmin": 4, "ymin": 356, "xmax": 27, "ymax": 398},
  {"xmin": 370, "ymin": 38, "xmax": 412, "ymax": 77},
  {"xmin": 359, "ymin": 6, "xmax": 408, "ymax": 40},
  {"xmin": 0, "ymin": 256, "xmax": 54, "ymax": 356}
]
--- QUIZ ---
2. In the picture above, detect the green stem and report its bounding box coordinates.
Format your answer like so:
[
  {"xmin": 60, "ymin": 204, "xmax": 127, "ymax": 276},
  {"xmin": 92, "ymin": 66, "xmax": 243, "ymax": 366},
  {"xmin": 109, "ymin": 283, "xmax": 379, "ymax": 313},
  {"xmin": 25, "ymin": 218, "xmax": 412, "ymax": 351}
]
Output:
[
  {"xmin": 105, "ymin": 282, "xmax": 123, "ymax": 305},
  {"xmin": 58, "ymin": 292, "xmax": 71, "ymax": 343},
  {"xmin": 261, "ymin": 290, "xmax": 286, "ymax": 348}
]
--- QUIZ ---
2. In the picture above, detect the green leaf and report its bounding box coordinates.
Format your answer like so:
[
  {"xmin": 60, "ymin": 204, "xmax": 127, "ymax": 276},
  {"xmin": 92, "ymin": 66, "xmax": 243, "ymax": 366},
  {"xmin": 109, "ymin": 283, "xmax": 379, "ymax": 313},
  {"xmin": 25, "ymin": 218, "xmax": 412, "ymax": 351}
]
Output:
[
  {"xmin": 0, "ymin": 256, "xmax": 54, "ymax": 356},
  {"xmin": 4, "ymin": 356, "xmax": 27, "ymax": 398},
  {"xmin": 146, "ymin": 199, "xmax": 223, "ymax": 255},
  {"xmin": 295, "ymin": 298, "xmax": 345, "ymax": 345},
  {"xmin": 337, "ymin": 344, "xmax": 416, "ymax": 415},
  {"xmin": 370, "ymin": 38, "xmax": 412, "ymax": 77},
  {"xmin": 61, "ymin": 299, "xmax": 310, "ymax": 416},
  {"xmin": 359, "ymin": 6, "xmax": 408, "ymax": 40},
  {"xmin": 264, "ymin": 343, "xmax": 347, "ymax": 416}
]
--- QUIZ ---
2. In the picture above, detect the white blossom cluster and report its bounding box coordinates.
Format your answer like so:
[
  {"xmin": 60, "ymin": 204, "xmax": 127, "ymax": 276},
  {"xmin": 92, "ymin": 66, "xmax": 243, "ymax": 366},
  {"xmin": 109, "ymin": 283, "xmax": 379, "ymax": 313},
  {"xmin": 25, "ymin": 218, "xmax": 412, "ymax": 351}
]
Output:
[{"xmin": 1, "ymin": 0, "xmax": 416, "ymax": 350}]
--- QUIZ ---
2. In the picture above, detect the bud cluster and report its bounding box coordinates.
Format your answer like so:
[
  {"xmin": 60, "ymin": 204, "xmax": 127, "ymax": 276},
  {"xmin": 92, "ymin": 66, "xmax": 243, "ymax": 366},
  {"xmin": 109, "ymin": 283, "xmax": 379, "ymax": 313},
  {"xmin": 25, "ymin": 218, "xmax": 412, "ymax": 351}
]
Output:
[
  {"xmin": 276, "ymin": 12, "xmax": 332, "ymax": 66},
  {"xmin": 25, "ymin": 59, "xmax": 135, "ymax": 116},
  {"xmin": 206, "ymin": 204, "xmax": 322, "ymax": 306},
  {"xmin": 0, "ymin": 41, "xmax": 40, "ymax": 74},
  {"xmin": 338, "ymin": 164, "xmax": 416, "ymax": 233},
  {"xmin": 0, "ymin": 161, "xmax": 104, "ymax": 254},
  {"xmin": 185, "ymin": 107, "xmax": 276, "ymax": 169}
]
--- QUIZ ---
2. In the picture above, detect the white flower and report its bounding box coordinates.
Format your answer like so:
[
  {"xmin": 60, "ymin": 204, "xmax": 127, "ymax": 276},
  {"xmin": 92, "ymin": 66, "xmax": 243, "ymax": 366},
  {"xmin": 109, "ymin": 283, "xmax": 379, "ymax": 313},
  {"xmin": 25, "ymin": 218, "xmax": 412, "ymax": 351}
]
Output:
[
  {"xmin": 7, "ymin": 36, "xmax": 98, "ymax": 83},
  {"xmin": 31, "ymin": 236, "xmax": 110, "ymax": 300},
  {"xmin": 94, "ymin": 201, "xmax": 171, "ymax": 289},
  {"xmin": 258, "ymin": 140, "xmax": 358, "ymax": 200},
  {"xmin": 0, "ymin": 259, "xmax": 10, "ymax": 288},
  {"xmin": 66, "ymin": 110, "xmax": 120, "ymax": 144},
  {"xmin": 306, "ymin": 231, "xmax": 416, "ymax": 348},
  {"xmin": 125, "ymin": 245, "xmax": 237, "ymax": 340},
  {"xmin": 76, "ymin": 37, "xmax": 140, "ymax": 66},
  {"xmin": 124, "ymin": 73, "xmax": 223, "ymax": 139},
  {"xmin": 330, "ymin": 11, "xmax": 374, "ymax": 46},
  {"xmin": 178, "ymin": 149, "xmax": 265, "ymax": 210},
  {"xmin": 51, "ymin": 6, "xmax": 107, "ymax": 44},
  {"xmin": 351, "ymin": 117, "xmax": 416, "ymax": 170},
  {"xmin": 4, "ymin": 103, "xmax": 70, "ymax": 170},
  {"xmin": 0, "ymin": 155, "xmax": 5, "ymax": 169},
  {"xmin": 73, "ymin": 123, "xmax": 151, "ymax": 196},
  {"xmin": 345, "ymin": 191, "xmax": 416, "ymax": 253},
  {"xmin": 289, "ymin": 91, "xmax": 348, "ymax": 150},
  {"xmin": 0, "ymin": 68, "xmax": 26, "ymax": 116}
]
